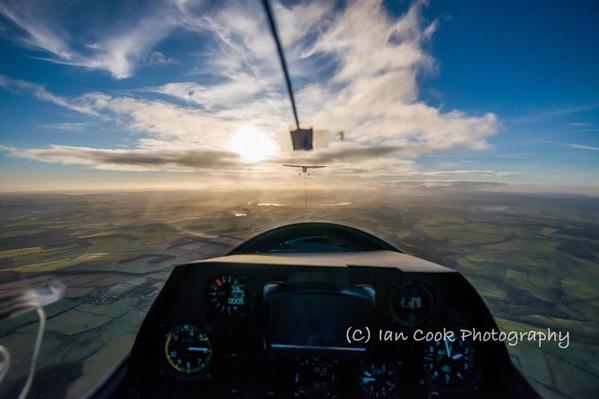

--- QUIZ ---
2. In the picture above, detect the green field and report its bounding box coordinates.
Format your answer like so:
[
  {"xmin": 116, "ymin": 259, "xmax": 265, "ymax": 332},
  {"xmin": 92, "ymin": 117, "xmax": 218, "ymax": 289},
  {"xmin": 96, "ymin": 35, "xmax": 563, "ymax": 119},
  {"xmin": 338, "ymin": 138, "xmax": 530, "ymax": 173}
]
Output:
[{"xmin": 0, "ymin": 189, "xmax": 597, "ymax": 398}]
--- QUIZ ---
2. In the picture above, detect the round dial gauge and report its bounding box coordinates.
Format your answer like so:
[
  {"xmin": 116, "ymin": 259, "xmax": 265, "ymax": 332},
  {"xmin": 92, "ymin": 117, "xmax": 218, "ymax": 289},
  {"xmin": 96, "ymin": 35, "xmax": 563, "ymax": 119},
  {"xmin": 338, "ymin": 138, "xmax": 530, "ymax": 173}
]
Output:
[
  {"xmin": 208, "ymin": 274, "xmax": 248, "ymax": 315},
  {"xmin": 164, "ymin": 324, "xmax": 212, "ymax": 375},
  {"xmin": 390, "ymin": 282, "xmax": 433, "ymax": 326},
  {"xmin": 422, "ymin": 338, "xmax": 475, "ymax": 385},
  {"xmin": 359, "ymin": 361, "xmax": 401, "ymax": 399}
]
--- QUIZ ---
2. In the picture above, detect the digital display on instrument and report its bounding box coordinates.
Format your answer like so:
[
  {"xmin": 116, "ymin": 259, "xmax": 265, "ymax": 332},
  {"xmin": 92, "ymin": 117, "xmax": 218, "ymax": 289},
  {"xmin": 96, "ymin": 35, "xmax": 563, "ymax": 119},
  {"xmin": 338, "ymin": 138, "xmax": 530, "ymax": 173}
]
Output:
[
  {"xmin": 265, "ymin": 291, "xmax": 374, "ymax": 354},
  {"xmin": 208, "ymin": 274, "xmax": 248, "ymax": 315}
]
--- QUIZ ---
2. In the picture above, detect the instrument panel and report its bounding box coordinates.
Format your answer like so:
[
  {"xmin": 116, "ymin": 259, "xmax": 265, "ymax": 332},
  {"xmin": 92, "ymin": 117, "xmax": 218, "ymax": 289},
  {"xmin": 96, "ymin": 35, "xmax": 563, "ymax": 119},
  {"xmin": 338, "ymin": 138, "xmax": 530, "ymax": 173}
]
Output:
[{"xmin": 115, "ymin": 254, "xmax": 515, "ymax": 399}]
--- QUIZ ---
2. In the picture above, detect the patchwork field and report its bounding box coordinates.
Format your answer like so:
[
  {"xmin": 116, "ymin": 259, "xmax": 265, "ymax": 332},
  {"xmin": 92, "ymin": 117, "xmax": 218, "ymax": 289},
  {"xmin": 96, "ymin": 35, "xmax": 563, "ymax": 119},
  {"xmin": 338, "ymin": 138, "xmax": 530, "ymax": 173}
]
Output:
[{"xmin": 0, "ymin": 189, "xmax": 597, "ymax": 398}]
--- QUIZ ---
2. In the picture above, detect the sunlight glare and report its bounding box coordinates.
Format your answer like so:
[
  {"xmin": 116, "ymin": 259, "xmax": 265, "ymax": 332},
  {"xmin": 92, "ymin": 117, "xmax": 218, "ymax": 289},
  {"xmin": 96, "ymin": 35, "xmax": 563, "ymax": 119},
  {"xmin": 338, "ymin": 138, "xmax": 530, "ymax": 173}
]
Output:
[{"xmin": 229, "ymin": 127, "xmax": 278, "ymax": 163}]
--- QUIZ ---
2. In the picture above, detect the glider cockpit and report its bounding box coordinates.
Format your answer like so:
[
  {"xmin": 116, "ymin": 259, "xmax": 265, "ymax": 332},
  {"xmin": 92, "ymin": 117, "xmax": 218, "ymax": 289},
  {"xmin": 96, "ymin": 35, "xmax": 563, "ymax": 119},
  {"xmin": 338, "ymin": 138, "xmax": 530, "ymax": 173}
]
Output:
[{"xmin": 92, "ymin": 223, "xmax": 539, "ymax": 399}]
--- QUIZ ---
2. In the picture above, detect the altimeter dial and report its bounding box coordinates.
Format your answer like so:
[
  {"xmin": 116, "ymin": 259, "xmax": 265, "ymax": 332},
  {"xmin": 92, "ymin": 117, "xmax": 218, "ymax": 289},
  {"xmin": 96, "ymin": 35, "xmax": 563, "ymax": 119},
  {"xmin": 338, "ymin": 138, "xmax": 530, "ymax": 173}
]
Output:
[{"xmin": 208, "ymin": 274, "xmax": 248, "ymax": 315}]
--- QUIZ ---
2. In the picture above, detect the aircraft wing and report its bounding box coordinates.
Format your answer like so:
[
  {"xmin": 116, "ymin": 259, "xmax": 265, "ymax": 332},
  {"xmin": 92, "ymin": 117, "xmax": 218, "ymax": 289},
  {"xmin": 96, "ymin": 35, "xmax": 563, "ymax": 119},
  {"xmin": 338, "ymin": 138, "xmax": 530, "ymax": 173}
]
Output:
[{"xmin": 282, "ymin": 164, "xmax": 326, "ymax": 169}]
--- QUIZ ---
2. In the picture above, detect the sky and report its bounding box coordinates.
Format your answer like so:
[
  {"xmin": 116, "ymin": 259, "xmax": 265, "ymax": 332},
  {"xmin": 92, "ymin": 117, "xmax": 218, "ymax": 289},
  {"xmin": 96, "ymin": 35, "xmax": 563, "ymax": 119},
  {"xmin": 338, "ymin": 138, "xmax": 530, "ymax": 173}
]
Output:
[{"xmin": 0, "ymin": 0, "xmax": 597, "ymax": 193}]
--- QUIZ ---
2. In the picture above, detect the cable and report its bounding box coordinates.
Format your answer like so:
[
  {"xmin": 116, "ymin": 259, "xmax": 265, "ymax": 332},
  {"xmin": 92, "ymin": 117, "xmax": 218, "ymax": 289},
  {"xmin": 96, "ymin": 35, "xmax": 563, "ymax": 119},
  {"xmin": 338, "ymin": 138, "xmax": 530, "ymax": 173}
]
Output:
[
  {"xmin": 261, "ymin": 0, "xmax": 300, "ymax": 130},
  {"xmin": 17, "ymin": 306, "xmax": 45, "ymax": 399},
  {"xmin": 0, "ymin": 343, "xmax": 11, "ymax": 385},
  {"xmin": 304, "ymin": 173, "xmax": 308, "ymax": 213},
  {"xmin": 0, "ymin": 281, "xmax": 61, "ymax": 398}
]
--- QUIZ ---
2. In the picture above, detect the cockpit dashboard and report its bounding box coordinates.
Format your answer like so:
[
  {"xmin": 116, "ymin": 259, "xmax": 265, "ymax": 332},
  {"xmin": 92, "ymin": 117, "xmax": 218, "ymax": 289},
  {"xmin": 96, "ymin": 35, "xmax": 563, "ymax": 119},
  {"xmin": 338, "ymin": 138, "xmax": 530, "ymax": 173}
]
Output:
[{"xmin": 93, "ymin": 223, "xmax": 539, "ymax": 399}]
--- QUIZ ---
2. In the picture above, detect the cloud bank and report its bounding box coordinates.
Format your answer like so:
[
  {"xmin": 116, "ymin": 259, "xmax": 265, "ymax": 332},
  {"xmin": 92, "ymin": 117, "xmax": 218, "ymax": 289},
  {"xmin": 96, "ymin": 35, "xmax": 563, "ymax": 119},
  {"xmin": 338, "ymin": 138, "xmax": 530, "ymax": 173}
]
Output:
[{"xmin": 0, "ymin": 144, "xmax": 241, "ymax": 172}]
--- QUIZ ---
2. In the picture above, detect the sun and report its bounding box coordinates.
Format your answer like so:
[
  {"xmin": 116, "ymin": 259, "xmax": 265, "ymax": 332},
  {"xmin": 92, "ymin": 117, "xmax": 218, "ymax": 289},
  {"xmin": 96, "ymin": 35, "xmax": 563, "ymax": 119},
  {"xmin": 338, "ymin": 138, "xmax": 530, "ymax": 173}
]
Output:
[{"xmin": 229, "ymin": 127, "xmax": 278, "ymax": 163}]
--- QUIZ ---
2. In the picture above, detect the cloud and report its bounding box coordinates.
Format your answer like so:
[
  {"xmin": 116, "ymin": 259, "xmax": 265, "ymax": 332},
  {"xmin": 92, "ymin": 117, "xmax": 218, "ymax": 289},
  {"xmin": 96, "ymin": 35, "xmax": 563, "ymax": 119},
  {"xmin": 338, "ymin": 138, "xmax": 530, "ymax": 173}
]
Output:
[
  {"xmin": 80, "ymin": 93, "xmax": 268, "ymax": 148},
  {"xmin": 384, "ymin": 180, "xmax": 512, "ymax": 190},
  {"xmin": 0, "ymin": 0, "xmax": 501, "ymax": 181},
  {"xmin": 0, "ymin": 75, "xmax": 97, "ymax": 115},
  {"xmin": 148, "ymin": 51, "xmax": 177, "ymax": 65},
  {"xmin": 164, "ymin": 0, "xmax": 499, "ymax": 161},
  {"xmin": 506, "ymin": 103, "xmax": 599, "ymax": 124},
  {"xmin": 566, "ymin": 143, "xmax": 599, "ymax": 151},
  {"xmin": 409, "ymin": 169, "xmax": 520, "ymax": 177},
  {"xmin": 177, "ymin": 0, "xmax": 333, "ymax": 82},
  {"xmin": 0, "ymin": 0, "xmax": 179, "ymax": 78},
  {"xmin": 39, "ymin": 122, "xmax": 94, "ymax": 131},
  {"xmin": 147, "ymin": 78, "xmax": 264, "ymax": 110},
  {"xmin": 496, "ymin": 153, "xmax": 530, "ymax": 159},
  {"xmin": 0, "ymin": 144, "xmax": 241, "ymax": 172},
  {"xmin": 298, "ymin": 0, "xmax": 497, "ymax": 153},
  {"xmin": 0, "ymin": 0, "xmax": 73, "ymax": 59},
  {"xmin": 277, "ymin": 142, "xmax": 405, "ymax": 164},
  {"xmin": 567, "ymin": 122, "xmax": 593, "ymax": 128}
]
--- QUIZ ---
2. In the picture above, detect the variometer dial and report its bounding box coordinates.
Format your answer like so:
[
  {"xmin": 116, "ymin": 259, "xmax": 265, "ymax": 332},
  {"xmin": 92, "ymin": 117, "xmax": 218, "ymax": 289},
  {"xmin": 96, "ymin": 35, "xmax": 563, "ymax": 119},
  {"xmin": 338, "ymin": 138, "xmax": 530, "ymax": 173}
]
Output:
[
  {"xmin": 208, "ymin": 274, "xmax": 248, "ymax": 315},
  {"xmin": 164, "ymin": 324, "xmax": 212, "ymax": 375},
  {"xmin": 422, "ymin": 338, "xmax": 475, "ymax": 385}
]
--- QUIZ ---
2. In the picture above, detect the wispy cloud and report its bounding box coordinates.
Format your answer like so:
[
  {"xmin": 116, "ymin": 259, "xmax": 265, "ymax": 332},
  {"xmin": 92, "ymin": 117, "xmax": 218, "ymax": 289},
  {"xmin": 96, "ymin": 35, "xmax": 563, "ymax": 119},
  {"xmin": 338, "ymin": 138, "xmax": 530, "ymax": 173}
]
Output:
[
  {"xmin": 567, "ymin": 122, "xmax": 593, "ymax": 128},
  {"xmin": 39, "ymin": 122, "xmax": 94, "ymax": 131},
  {"xmin": 496, "ymin": 153, "xmax": 530, "ymax": 159},
  {"xmin": 147, "ymin": 78, "xmax": 264, "ymax": 110},
  {"xmin": 0, "ymin": 0, "xmax": 179, "ymax": 78},
  {"xmin": 506, "ymin": 103, "xmax": 599, "ymax": 124},
  {"xmin": 0, "ymin": 75, "xmax": 97, "ymax": 115},
  {"xmin": 566, "ymin": 143, "xmax": 599, "ymax": 151},
  {"xmin": 0, "ymin": 0, "xmax": 73, "ymax": 59}
]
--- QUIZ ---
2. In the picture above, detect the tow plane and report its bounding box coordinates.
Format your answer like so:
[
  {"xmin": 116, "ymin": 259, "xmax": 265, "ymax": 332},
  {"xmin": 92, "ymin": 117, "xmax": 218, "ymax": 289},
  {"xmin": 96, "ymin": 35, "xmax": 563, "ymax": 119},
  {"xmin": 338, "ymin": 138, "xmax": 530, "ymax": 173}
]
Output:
[{"xmin": 283, "ymin": 164, "xmax": 326, "ymax": 175}]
